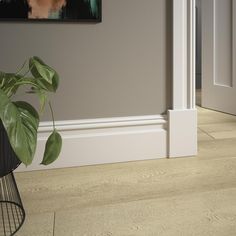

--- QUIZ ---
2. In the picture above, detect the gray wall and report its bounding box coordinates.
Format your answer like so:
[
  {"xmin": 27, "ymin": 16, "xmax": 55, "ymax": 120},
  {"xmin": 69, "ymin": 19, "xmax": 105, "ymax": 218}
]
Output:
[{"xmin": 0, "ymin": 0, "xmax": 172, "ymax": 121}]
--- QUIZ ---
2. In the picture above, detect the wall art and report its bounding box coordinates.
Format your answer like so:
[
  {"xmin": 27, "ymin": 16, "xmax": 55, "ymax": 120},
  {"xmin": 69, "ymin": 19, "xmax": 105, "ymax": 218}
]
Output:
[{"xmin": 0, "ymin": 0, "xmax": 101, "ymax": 22}]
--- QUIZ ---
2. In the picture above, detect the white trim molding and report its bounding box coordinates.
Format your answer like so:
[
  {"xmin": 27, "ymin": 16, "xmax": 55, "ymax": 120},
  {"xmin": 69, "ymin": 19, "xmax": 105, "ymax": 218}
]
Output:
[
  {"xmin": 173, "ymin": 0, "xmax": 188, "ymax": 109},
  {"xmin": 38, "ymin": 115, "xmax": 167, "ymax": 132},
  {"xmin": 17, "ymin": 115, "xmax": 167, "ymax": 172},
  {"xmin": 168, "ymin": 0, "xmax": 197, "ymax": 158},
  {"xmin": 173, "ymin": 0, "xmax": 196, "ymax": 110}
]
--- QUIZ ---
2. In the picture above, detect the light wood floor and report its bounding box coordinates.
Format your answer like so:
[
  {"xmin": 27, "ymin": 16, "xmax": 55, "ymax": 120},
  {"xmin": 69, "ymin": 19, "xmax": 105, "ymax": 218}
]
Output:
[{"xmin": 15, "ymin": 107, "xmax": 236, "ymax": 236}]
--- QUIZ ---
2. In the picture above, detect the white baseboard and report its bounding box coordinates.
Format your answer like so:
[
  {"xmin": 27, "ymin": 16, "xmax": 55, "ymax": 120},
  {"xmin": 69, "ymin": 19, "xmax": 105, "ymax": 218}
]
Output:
[
  {"xmin": 17, "ymin": 115, "xmax": 167, "ymax": 172},
  {"xmin": 168, "ymin": 109, "xmax": 197, "ymax": 158}
]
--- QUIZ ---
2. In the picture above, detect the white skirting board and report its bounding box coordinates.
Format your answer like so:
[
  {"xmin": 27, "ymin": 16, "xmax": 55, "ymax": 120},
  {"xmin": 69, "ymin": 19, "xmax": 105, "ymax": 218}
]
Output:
[{"xmin": 17, "ymin": 115, "xmax": 167, "ymax": 172}]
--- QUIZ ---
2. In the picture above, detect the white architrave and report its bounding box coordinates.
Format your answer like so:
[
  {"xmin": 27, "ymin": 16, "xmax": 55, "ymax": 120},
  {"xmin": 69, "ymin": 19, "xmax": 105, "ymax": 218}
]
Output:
[{"xmin": 169, "ymin": 0, "xmax": 197, "ymax": 158}]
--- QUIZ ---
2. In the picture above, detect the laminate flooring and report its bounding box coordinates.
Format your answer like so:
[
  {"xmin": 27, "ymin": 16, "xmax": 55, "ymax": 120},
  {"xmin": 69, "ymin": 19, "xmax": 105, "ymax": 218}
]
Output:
[{"xmin": 15, "ymin": 107, "xmax": 236, "ymax": 236}]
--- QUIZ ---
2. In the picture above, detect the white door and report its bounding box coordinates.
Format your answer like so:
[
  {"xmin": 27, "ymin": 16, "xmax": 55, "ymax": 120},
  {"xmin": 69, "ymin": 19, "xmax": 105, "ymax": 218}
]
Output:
[{"xmin": 202, "ymin": 0, "xmax": 236, "ymax": 115}]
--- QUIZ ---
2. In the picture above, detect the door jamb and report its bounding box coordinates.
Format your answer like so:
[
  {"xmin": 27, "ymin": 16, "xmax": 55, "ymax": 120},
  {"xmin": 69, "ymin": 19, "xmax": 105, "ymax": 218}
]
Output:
[{"xmin": 168, "ymin": 0, "xmax": 197, "ymax": 157}]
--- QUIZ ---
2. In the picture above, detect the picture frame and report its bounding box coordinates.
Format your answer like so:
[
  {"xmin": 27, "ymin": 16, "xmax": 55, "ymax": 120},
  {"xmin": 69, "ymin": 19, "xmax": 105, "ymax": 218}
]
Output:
[{"xmin": 0, "ymin": 0, "xmax": 102, "ymax": 22}]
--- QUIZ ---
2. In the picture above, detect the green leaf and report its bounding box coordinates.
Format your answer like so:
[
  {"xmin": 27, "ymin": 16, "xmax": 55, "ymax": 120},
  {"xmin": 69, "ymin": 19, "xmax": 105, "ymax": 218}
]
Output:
[
  {"xmin": 29, "ymin": 57, "xmax": 59, "ymax": 92},
  {"xmin": 35, "ymin": 77, "xmax": 56, "ymax": 92},
  {"xmin": 51, "ymin": 71, "xmax": 60, "ymax": 92},
  {"xmin": 0, "ymin": 72, "xmax": 21, "ymax": 97},
  {"xmin": 41, "ymin": 130, "xmax": 62, "ymax": 165},
  {"xmin": 0, "ymin": 89, "xmax": 39, "ymax": 165}
]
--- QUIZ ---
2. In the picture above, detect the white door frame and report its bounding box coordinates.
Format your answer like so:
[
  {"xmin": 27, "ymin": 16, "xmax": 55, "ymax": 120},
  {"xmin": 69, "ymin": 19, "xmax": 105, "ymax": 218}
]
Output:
[{"xmin": 168, "ymin": 0, "xmax": 197, "ymax": 157}]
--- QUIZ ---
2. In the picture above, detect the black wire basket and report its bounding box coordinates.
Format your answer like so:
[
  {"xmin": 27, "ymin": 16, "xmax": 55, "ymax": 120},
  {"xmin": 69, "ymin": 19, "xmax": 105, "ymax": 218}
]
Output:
[
  {"xmin": 0, "ymin": 120, "xmax": 25, "ymax": 235},
  {"xmin": 0, "ymin": 172, "xmax": 25, "ymax": 236},
  {"xmin": 0, "ymin": 121, "xmax": 21, "ymax": 178}
]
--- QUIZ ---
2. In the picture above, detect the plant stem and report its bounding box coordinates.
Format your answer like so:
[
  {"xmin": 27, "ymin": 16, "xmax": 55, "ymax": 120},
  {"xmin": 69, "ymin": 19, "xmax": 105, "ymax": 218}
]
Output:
[
  {"xmin": 14, "ymin": 81, "xmax": 39, "ymax": 87},
  {"xmin": 21, "ymin": 69, "xmax": 30, "ymax": 77},
  {"xmin": 49, "ymin": 101, "xmax": 56, "ymax": 130},
  {"xmin": 8, "ymin": 80, "xmax": 41, "ymax": 98},
  {"xmin": 20, "ymin": 64, "xmax": 34, "ymax": 77},
  {"xmin": 15, "ymin": 60, "xmax": 27, "ymax": 75}
]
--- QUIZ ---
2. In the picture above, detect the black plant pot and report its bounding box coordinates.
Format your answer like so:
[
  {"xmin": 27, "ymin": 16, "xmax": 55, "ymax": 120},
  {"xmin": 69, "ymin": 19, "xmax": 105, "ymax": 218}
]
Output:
[
  {"xmin": 0, "ymin": 120, "xmax": 21, "ymax": 178},
  {"xmin": 0, "ymin": 172, "xmax": 26, "ymax": 236}
]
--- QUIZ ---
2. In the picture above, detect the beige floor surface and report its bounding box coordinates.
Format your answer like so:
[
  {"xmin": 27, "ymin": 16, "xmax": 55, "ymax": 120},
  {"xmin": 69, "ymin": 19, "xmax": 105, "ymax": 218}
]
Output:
[{"xmin": 15, "ymin": 106, "xmax": 236, "ymax": 236}]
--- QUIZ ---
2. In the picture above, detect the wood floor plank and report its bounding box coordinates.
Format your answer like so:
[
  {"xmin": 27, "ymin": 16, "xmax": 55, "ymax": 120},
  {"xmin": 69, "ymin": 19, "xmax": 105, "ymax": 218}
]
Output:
[
  {"xmin": 198, "ymin": 128, "xmax": 214, "ymax": 141},
  {"xmin": 197, "ymin": 107, "xmax": 236, "ymax": 125},
  {"xmin": 209, "ymin": 131, "xmax": 236, "ymax": 139},
  {"xmin": 54, "ymin": 188, "xmax": 236, "ymax": 236},
  {"xmin": 199, "ymin": 122, "xmax": 236, "ymax": 133},
  {"xmin": 198, "ymin": 138, "xmax": 236, "ymax": 160},
  {"xmin": 16, "ymin": 212, "xmax": 54, "ymax": 236},
  {"xmin": 16, "ymin": 155, "xmax": 236, "ymax": 215}
]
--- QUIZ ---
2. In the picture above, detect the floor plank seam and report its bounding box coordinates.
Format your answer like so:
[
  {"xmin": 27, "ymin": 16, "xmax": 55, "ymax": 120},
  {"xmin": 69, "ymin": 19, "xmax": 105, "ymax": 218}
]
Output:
[
  {"xmin": 53, "ymin": 212, "xmax": 56, "ymax": 236},
  {"xmin": 198, "ymin": 127, "xmax": 215, "ymax": 140}
]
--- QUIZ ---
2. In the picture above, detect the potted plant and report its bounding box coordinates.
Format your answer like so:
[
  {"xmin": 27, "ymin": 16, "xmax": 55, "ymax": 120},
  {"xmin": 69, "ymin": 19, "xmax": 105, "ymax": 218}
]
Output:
[{"xmin": 0, "ymin": 57, "xmax": 62, "ymax": 177}]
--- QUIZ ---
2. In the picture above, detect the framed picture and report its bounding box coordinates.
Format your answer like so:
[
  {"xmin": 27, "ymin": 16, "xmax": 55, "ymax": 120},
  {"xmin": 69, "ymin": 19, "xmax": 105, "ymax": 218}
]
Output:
[{"xmin": 0, "ymin": 0, "xmax": 102, "ymax": 22}]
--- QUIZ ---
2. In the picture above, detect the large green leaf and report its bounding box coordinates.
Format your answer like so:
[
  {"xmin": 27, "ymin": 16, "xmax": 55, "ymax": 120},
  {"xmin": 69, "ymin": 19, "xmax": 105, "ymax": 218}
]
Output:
[
  {"xmin": 29, "ymin": 57, "xmax": 59, "ymax": 92},
  {"xmin": 41, "ymin": 130, "xmax": 62, "ymax": 165},
  {"xmin": 0, "ymin": 89, "xmax": 39, "ymax": 165}
]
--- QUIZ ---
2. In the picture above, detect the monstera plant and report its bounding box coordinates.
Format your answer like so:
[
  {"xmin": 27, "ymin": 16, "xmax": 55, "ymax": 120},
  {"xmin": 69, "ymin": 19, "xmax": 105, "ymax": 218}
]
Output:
[{"xmin": 0, "ymin": 57, "xmax": 62, "ymax": 169}]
